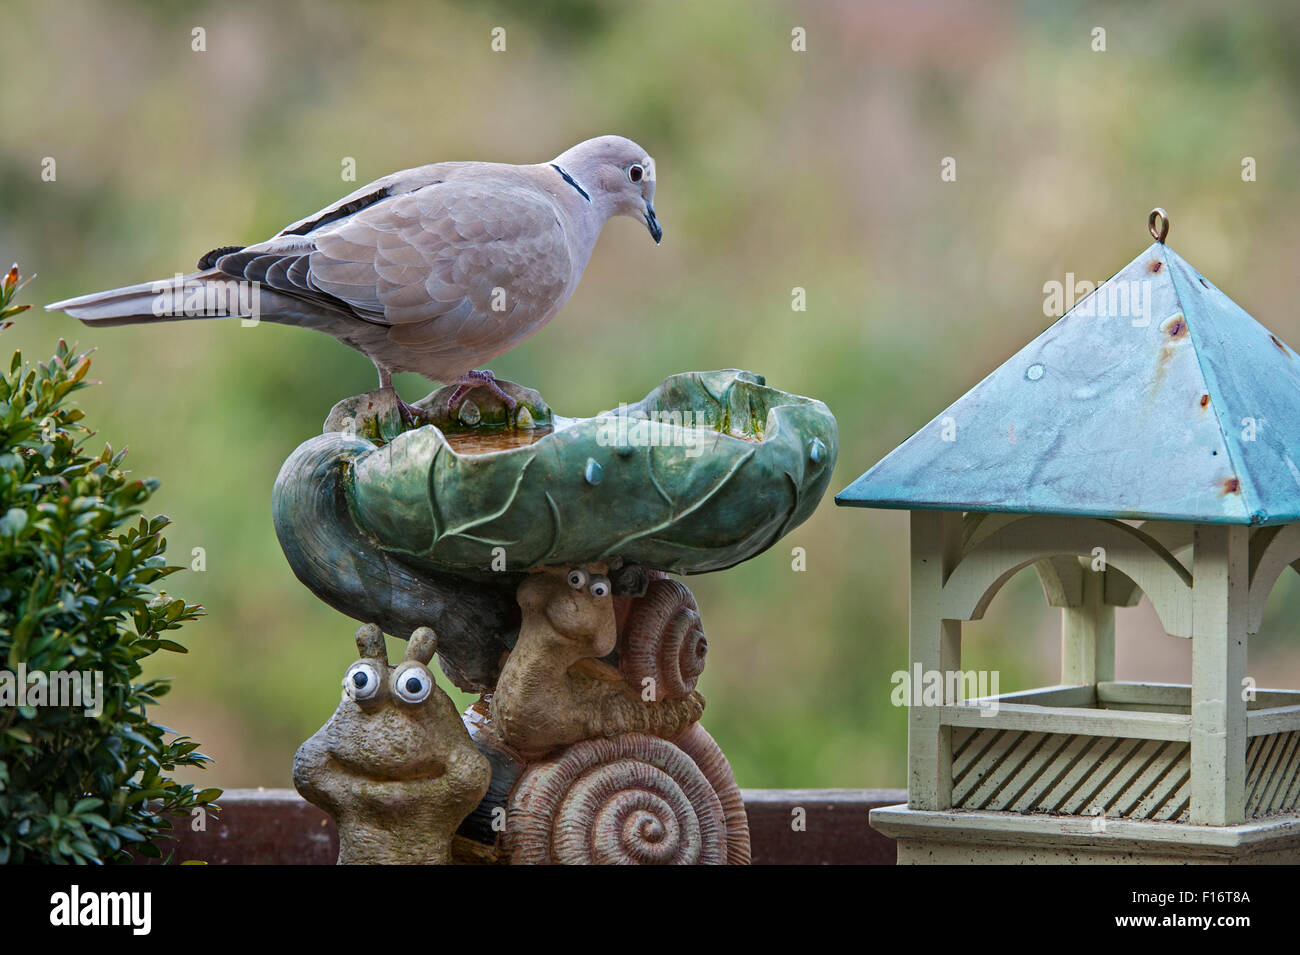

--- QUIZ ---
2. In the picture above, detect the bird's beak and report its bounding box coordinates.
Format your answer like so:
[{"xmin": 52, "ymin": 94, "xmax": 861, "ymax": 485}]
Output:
[{"xmin": 644, "ymin": 200, "xmax": 662, "ymax": 244}]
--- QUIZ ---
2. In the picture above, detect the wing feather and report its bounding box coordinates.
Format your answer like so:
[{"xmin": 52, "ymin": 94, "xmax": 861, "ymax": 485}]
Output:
[{"xmin": 208, "ymin": 173, "xmax": 572, "ymax": 364}]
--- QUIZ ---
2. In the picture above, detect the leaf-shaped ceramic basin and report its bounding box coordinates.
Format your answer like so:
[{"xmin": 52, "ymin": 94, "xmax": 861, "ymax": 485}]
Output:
[
  {"xmin": 345, "ymin": 369, "xmax": 836, "ymax": 575},
  {"xmin": 272, "ymin": 369, "xmax": 836, "ymax": 691}
]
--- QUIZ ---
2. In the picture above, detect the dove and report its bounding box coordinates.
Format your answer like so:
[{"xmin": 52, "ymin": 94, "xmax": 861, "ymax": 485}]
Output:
[{"xmin": 46, "ymin": 135, "xmax": 661, "ymax": 423}]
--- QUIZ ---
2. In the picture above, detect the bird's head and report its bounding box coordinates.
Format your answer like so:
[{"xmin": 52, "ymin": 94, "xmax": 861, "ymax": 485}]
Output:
[{"xmin": 551, "ymin": 135, "xmax": 661, "ymax": 244}]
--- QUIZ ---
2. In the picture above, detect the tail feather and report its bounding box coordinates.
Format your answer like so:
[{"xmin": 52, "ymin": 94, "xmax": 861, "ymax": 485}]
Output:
[{"xmin": 46, "ymin": 269, "xmax": 252, "ymax": 326}]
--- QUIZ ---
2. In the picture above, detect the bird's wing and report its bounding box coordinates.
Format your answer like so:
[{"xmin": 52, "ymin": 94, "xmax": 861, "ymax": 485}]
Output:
[
  {"xmin": 212, "ymin": 174, "xmax": 573, "ymax": 359},
  {"xmin": 272, "ymin": 162, "xmax": 466, "ymax": 239}
]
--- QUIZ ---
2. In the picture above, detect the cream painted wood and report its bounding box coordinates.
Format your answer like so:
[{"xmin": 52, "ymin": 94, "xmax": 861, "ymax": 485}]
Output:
[
  {"xmin": 1246, "ymin": 705, "xmax": 1300, "ymax": 737},
  {"xmin": 1036, "ymin": 556, "xmax": 1085, "ymax": 608},
  {"xmin": 939, "ymin": 702, "xmax": 1191, "ymax": 741},
  {"xmin": 1105, "ymin": 523, "xmax": 1271, "ymax": 610},
  {"xmin": 952, "ymin": 727, "xmax": 1029, "ymax": 806},
  {"xmin": 1135, "ymin": 520, "xmax": 1195, "ymax": 564},
  {"xmin": 939, "ymin": 516, "xmax": 1194, "ymax": 637},
  {"xmin": 1246, "ymin": 731, "xmax": 1300, "ymax": 817},
  {"xmin": 1189, "ymin": 524, "xmax": 1250, "ymax": 826},
  {"xmin": 960, "ymin": 512, "xmax": 1019, "ymax": 551},
  {"xmin": 1094, "ymin": 679, "xmax": 1190, "ymax": 714},
  {"xmin": 966, "ymin": 731, "xmax": 1065, "ymax": 811},
  {"xmin": 961, "ymin": 514, "xmax": 1083, "ymax": 606},
  {"xmin": 1038, "ymin": 738, "xmax": 1141, "ymax": 813},
  {"xmin": 1007, "ymin": 734, "xmax": 1097, "ymax": 812},
  {"xmin": 891, "ymin": 508, "xmax": 1300, "ymax": 861},
  {"xmin": 1061, "ymin": 557, "xmax": 1115, "ymax": 684},
  {"xmin": 1121, "ymin": 742, "xmax": 1192, "ymax": 819},
  {"xmin": 908, "ymin": 511, "xmax": 963, "ymax": 811},
  {"xmin": 965, "ymin": 683, "xmax": 1095, "ymax": 707},
  {"xmin": 1067, "ymin": 738, "xmax": 1151, "ymax": 815},
  {"xmin": 1097, "ymin": 680, "xmax": 1189, "ymax": 708},
  {"xmin": 1105, "ymin": 521, "xmax": 1191, "ymax": 608},
  {"xmin": 1246, "ymin": 522, "xmax": 1300, "ymax": 635},
  {"xmin": 1097, "ymin": 680, "xmax": 1300, "ymax": 710},
  {"xmin": 1250, "ymin": 688, "xmax": 1300, "ymax": 707},
  {"xmin": 949, "ymin": 726, "xmax": 1190, "ymax": 820},
  {"xmin": 1102, "ymin": 568, "xmax": 1145, "ymax": 608},
  {"xmin": 872, "ymin": 804, "xmax": 1300, "ymax": 865}
]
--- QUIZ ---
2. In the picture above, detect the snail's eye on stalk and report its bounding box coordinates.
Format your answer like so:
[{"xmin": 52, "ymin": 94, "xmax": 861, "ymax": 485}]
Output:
[
  {"xmin": 344, "ymin": 661, "xmax": 381, "ymax": 701},
  {"xmin": 392, "ymin": 666, "xmax": 432, "ymax": 704}
]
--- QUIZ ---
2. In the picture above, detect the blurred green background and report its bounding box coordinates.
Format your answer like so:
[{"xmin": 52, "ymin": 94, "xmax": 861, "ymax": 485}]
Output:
[{"xmin": 4, "ymin": 0, "xmax": 1300, "ymax": 790}]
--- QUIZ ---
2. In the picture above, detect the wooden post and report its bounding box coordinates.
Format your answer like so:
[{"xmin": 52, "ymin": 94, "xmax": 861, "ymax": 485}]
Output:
[
  {"xmin": 1189, "ymin": 524, "xmax": 1249, "ymax": 826},
  {"xmin": 1061, "ymin": 558, "xmax": 1115, "ymax": 685},
  {"xmin": 908, "ymin": 510, "xmax": 963, "ymax": 810}
]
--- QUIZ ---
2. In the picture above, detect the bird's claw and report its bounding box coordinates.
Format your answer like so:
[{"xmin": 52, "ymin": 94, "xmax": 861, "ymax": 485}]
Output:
[
  {"xmin": 395, "ymin": 394, "xmax": 421, "ymax": 430},
  {"xmin": 447, "ymin": 370, "xmax": 517, "ymax": 415}
]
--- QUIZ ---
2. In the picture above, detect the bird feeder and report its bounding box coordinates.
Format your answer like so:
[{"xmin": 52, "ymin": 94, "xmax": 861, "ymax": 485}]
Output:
[{"xmin": 836, "ymin": 211, "xmax": 1300, "ymax": 864}]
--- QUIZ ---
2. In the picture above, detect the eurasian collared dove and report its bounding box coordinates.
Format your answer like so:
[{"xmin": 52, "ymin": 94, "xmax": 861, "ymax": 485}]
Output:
[{"xmin": 46, "ymin": 135, "xmax": 661, "ymax": 421}]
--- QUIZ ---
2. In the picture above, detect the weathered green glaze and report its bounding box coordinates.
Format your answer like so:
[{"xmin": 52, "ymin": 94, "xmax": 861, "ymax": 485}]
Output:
[
  {"xmin": 345, "ymin": 369, "xmax": 837, "ymax": 575},
  {"xmin": 273, "ymin": 369, "xmax": 836, "ymax": 693}
]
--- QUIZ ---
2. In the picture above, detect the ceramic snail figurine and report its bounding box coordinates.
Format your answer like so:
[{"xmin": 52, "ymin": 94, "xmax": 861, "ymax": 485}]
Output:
[
  {"xmin": 502, "ymin": 723, "xmax": 750, "ymax": 864},
  {"xmin": 617, "ymin": 576, "xmax": 708, "ymax": 702},
  {"xmin": 489, "ymin": 562, "xmax": 705, "ymax": 758},
  {"xmin": 294, "ymin": 624, "xmax": 492, "ymax": 864},
  {"xmin": 461, "ymin": 565, "xmax": 750, "ymax": 864}
]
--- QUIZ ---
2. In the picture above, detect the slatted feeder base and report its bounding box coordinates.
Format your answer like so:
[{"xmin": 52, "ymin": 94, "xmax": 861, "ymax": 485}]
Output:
[
  {"xmin": 872, "ymin": 680, "xmax": 1300, "ymax": 864},
  {"xmin": 871, "ymin": 806, "xmax": 1300, "ymax": 865},
  {"xmin": 837, "ymin": 214, "xmax": 1300, "ymax": 865}
]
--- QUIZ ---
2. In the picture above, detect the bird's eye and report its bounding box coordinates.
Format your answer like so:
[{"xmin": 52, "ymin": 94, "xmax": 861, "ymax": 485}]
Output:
[
  {"xmin": 567, "ymin": 568, "xmax": 588, "ymax": 590},
  {"xmin": 344, "ymin": 661, "xmax": 381, "ymax": 701},
  {"xmin": 628, "ymin": 164, "xmax": 644, "ymax": 183},
  {"xmin": 589, "ymin": 576, "xmax": 611, "ymax": 598},
  {"xmin": 392, "ymin": 666, "xmax": 433, "ymax": 704}
]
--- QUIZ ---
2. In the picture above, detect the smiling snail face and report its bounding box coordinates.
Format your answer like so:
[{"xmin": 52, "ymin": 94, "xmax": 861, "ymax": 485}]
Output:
[
  {"xmin": 517, "ymin": 562, "xmax": 621, "ymax": 657},
  {"xmin": 318, "ymin": 624, "xmax": 464, "ymax": 780},
  {"xmin": 293, "ymin": 622, "xmax": 491, "ymax": 825},
  {"xmin": 293, "ymin": 623, "xmax": 492, "ymax": 863}
]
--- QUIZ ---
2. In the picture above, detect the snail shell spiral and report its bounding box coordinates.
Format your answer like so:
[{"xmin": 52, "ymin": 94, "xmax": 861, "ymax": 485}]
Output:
[
  {"xmin": 674, "ymin": 722, "xmax": 751, "ymax": 864},
  {"xmin": 619, "ymin": 579, "xmax": 707, "ymax": 701},
  {"xmin": 504, "ymin": 733, "xmax": 728, "ymax": 864}
]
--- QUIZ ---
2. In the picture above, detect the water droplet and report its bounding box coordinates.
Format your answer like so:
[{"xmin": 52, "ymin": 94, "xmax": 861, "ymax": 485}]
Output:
[
  {"xmin": 515, "ymin": 405, "xmax": 534, "ymax": 429},
  {"xmin": 1026, "ymin": 364, "xmax": 1044, "ymax": 381},
  {"xmin": 808, "ymin": 437, "xmax": 826, "ymax": 464},
  {"xmin": 584, "ymin": 458, "xmax": 603, "ymax": 485}
]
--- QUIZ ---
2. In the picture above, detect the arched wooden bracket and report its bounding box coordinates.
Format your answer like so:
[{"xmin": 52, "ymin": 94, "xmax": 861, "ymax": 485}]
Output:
[
  {"xmin": 1134, "ymin": 521, "xmax": 1195, "ymax": 564},
  {"xmin": 1036, "ymin": 555, "xmax": 1085, "ymax": 607},
  {"xmin": 1102, "ymin": 567, "xmax": 1144, "ymax": 608},
  {"xmin": 1247, "ymin": 523, "xmax": 1300, "ymax": 635},
  {"xmin": 941, "ymin": 516, "xmax": 1194, "ymax": 636},
  {"xmin": 961, "ymin": 514, "xmax": 1083, "ymax": 608},
  {"xmin": 1101, "ymin": 520, "xmax": 1197, "ymax": 608}
]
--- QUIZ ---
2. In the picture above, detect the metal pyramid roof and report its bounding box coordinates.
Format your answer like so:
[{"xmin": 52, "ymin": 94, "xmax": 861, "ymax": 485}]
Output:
[{"xmin": 836, "ymin": 238, "xmax": 1300, "ymax": 524}]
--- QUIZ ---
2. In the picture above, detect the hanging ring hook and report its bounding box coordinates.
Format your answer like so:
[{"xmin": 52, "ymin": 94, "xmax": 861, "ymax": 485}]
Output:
[{"xmin": 1148, "ymin": 207, "xmax": 1170, "ymax": 243}]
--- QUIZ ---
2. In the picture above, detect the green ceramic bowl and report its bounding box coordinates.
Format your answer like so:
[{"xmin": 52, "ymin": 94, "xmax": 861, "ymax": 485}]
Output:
[{"xmin": 343, "ymin": 369, "xmax": 837, "ymax": 575}]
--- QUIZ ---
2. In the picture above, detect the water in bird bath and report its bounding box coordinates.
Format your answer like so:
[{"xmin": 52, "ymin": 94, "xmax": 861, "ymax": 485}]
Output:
[{"xmin": 442, "ymin": 426, "xmax": 555, "ymax": 455}]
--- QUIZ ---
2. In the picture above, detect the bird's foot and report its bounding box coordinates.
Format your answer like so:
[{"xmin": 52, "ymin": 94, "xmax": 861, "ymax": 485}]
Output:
[
  {"xmin": 446, "ymin": 369, "xmax": 517, "ymax": 415},
  {"xmin": 393, "ymin": 392, "xmax": 423, "ymax": 430}
]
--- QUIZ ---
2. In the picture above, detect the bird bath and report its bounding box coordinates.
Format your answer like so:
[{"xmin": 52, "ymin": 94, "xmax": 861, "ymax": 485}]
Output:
[{"xmin": 275, "ymin": 368, "xmax": 837, "ymax": 864}]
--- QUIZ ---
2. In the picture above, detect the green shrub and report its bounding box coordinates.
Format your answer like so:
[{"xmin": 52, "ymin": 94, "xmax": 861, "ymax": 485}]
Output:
[{"xmin": 0, "ymin": 267, "xmax": 218, "ymax": 863}]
